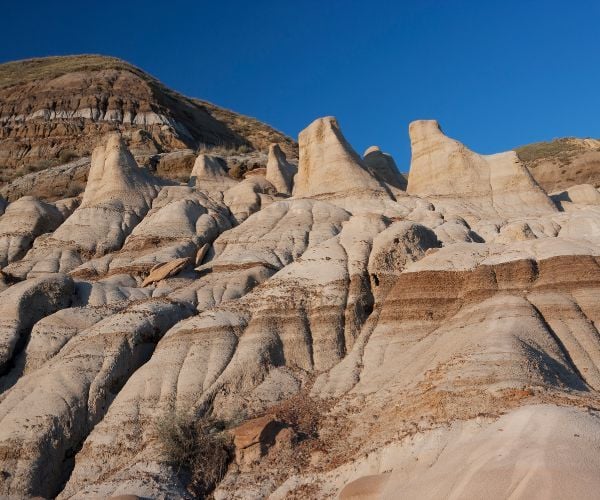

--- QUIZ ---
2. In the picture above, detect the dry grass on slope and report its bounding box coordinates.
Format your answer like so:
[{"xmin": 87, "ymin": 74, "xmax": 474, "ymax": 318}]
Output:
[
  {"xmin": 0, "ymin": 55, "xmax": 297, "ymax": 156},
  {"xmin": 156, "ymin": 412, "xmax": 233, "ymax": 498},
  {"xmin": 0, "ymin": 55, "xmax": 147, "ymax": 89},
  {"xmin": 515, "ymin": 137, "xmax": 600, "ymax": 168}
]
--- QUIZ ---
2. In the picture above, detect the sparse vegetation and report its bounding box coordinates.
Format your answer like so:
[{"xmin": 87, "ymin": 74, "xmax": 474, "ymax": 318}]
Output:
[
  {"xmin": 515, "ymin": 138, "xmax": 600, "ymax": 168},
  {"xmin": 20, "ymin": 159, "xmax": 59, "ymax": 175},
  {"xmin": 0, "ymin": 55, "xmax": 150, "ymax": 89},
  {"xmin": 64, "ymin": 181, "xmax": 85, "ymax": 198},
  {"xmin": 194, "ymin": 98, "xmax": 298, "ymax": 157},
  {"xmin": 58, "ymin": 149, "xmax": 78, "ymax": 164},
  {"xmin": 155, "ymin": 411, "xmax": 232, "ymax": 498},
  {"xmin": 196, "ymin": 143, "xmax": 253, "ymax": 156},
  {"xmin": 228, "ymin": 164, "xmax": 246, "ymax": 179}
]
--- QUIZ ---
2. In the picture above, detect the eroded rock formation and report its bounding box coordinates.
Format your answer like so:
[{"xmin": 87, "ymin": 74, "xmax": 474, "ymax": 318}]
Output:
[
  {"xmin": 294, "ymin": 117, "xmax": 390, "ymax": 199},
  {"xmin": 0, "ymin": 113, "xmax": 599, "ymax": 500},
  {"xmin": 0, "ymin": 55, "xmax": 297, "ymax": 180},
  {"xmin": 266, "ymin": 143, "xmax": 296, "ymax": 195}
]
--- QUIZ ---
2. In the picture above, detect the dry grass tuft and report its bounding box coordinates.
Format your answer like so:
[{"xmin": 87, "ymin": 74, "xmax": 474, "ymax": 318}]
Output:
[{"xmin": 155, "ymin": 411, "xmax": 232, "ymax": 497}]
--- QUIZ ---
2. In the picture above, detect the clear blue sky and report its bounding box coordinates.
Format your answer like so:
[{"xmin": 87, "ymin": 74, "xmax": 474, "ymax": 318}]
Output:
[{"xmin": 2, "ymin": 0, "xmax": 600, "ymax": 169}]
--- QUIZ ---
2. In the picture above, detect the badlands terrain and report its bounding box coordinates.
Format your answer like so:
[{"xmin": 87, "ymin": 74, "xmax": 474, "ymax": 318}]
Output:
[{"xmin": 0, "ymin": 56, "xmax": 600, "ymax": 499}]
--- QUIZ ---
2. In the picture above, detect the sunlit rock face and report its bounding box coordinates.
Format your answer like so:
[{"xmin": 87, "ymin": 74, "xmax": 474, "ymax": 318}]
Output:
[{"xmin": 0, "ymin": 113, "xmax": 600, "ymax": 500}]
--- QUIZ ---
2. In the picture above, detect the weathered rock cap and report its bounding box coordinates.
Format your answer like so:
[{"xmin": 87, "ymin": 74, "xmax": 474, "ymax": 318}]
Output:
[{"xmin": 408, "ymin": 119, "xmax": 445, "ymax": 143}]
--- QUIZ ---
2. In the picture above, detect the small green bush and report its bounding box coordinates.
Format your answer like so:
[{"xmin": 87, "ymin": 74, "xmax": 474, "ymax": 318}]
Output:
[{"xmin": 155, "ymin": 412, "xmax": 232, "ymax": 497}]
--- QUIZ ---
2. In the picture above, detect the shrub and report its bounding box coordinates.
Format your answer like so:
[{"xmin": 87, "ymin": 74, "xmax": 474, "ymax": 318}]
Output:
[
  {"xmin": 155, "ymin": 411, "xmax": 232, "ymax": 497},
  {"xmin": 64, "ymin": 181, "xmax": 85, "ymax": 198},
  {"xmin": 228, "ymin": 164, "xmax": 247, "ymax": 179},
  {"xmin": 58, "ymin": 149, "xmax": 78, "ymax": 164},
  {"xmin": 196, "ymin": 143, "xmax": 254, "ymax": 156}
]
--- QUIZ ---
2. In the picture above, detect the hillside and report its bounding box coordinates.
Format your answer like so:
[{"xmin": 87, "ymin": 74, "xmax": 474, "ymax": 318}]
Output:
[
  {"xmin": 515, "ymin": 137, "xmax": 600, "ymax": 192},
  {"xmin": 0, "ymin": 111, "xmax": 600, "ymax": 498},
  {"xmin": 0, "ymin": 55, "xmax": 297, "ymax": 183}
]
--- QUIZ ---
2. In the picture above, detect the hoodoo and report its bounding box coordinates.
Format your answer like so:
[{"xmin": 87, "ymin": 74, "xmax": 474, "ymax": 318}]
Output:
[
  {"xmin": 293, "ymin": 116, "xmax": 389, "ymax": 198},
  {"xmin": 266, "ymin": 143, "xmax": 296, "ymax": 194},
  {"xmin": 363, "ymin": 145, "xmax": 407, "ymax": 190},
  {"xmin": 188, "ymin": 153, "xmax": 237, "ymax": 192},
  {"xmin": 1, "ymin": 55, "xmax": 600, "ymax": 500},
  {"xmin": 3, "ymin": 134, "xmax": 161, "ymax": 278},
  {"xmin": 407, "ymin": 120, "xmax": 556, "ymax": 217}
]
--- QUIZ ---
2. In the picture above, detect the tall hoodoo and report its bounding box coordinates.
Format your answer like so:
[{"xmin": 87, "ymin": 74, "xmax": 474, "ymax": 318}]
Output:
[
  {"xmin": 363, "ymin": 145, "xmax": 407, "ymax": 190},
  {"xmin": 80, "ymin": 133, "xmax": 158, "ymax": 210},
  {"xmin": 188, "ymin": 153, "xmax": 237, "ymax": 192},
  {"xmin": 293, "ymin": 116, "xmax": 388, "ymax": 198},
  {"xmin": 266, "ymin": 143, "xmax": 296, "ymax": 195},
  {"xmin": 406, "ymin": 120, "xmax": 556, "ymax": 217}
]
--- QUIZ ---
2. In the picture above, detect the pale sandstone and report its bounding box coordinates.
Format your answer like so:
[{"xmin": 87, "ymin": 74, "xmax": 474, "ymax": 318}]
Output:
[
  {"xmin": 188, "ymin": 153, "xmax": 237, "ymax": 194},
  {"xmin": 407, "ymin": 120, "xmax": 556, "ymax": 219},
  {"xmin": 363, "ymin": 145, "xmax": 407, "ymax": 190},
  {"xmin": 266, "ymin": 143, "xmax": 296, "ymax": 195},
  {"xmin": 0, "ymin": 273, "xmax": 73, "ymax": 375},
  {"xmin": 551, "ymin": 183, "xmax": 600, "ymax": 209},
  {"xmin": 0, "ymin": 196, "xmax": 65, "ymax": 267},
  {"xmin": 293, "ymin": 117, "xmax": 390, "ymax": 199},
  {"xmin": 3, "ymin": 134, "xmax": 161, "ymax": 279},
  {"xmin": 1, "ymin": 113, "xmax": 600, "ymax": 500}
]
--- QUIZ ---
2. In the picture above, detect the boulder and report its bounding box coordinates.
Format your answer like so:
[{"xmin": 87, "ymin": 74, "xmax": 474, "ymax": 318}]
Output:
[
  {"xmin": 232, "ymin": 415, "xmax": 286, "ymax": 468},
  {"xmin": 141, "ymin": 257, "xmax": 191, "ymax": 286},
  {"xmin": 195, "ymin": 243, "xmax": 209, "ymax": 266}
]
